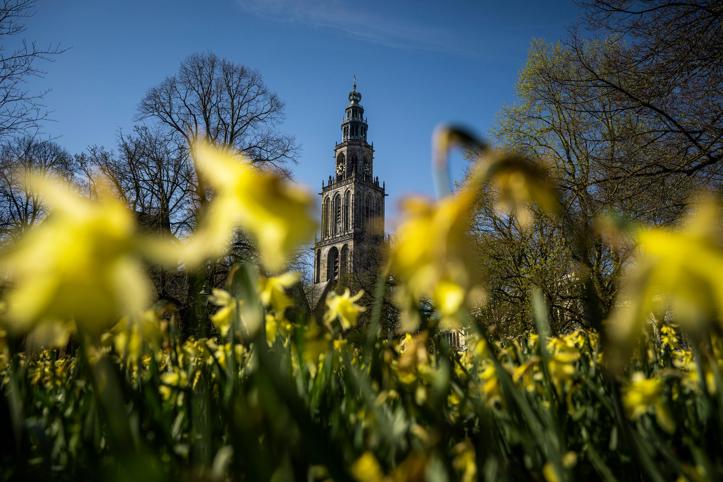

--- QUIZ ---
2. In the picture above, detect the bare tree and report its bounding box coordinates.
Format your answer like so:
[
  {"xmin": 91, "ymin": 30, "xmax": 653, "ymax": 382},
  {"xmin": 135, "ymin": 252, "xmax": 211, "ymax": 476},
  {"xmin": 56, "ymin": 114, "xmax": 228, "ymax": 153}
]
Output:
[
  {"xmin": 0, "ymin": 0, "xmax": 64, "ymax": 140},
  {"xmin": 138, "ymin": 52, "xmax": 296, "ymax": 172},
  {"xmin": 77, "ymin": 126, "xmax": 196, "ymax": 237},
  {"xmin": 75, "ymin": 127, "xmax": 199, "ymax": 310},
  {"xmin": 0, "ymin": 136, "xmax": 73, "ymax": 238},
  {"xmin": 135, "ymin": 53, "xmax": 299, "ymax": 333},
  {"xmin": 572, "ymin": 0, "xmax": 722, "ymax": 181}
]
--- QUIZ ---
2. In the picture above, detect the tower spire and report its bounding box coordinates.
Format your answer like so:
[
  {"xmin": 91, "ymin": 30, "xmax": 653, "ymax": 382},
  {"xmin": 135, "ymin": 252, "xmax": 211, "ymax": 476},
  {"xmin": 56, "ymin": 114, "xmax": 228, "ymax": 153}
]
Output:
[{"xmin": 343, "ymin": 81, "xmax": 365, "ymax": 141}]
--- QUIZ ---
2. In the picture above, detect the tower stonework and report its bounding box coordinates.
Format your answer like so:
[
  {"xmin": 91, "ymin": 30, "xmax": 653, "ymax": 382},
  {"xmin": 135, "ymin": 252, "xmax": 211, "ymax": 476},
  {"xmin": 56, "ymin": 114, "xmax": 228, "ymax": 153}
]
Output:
[{"xmin": 312, "ymin": 83, "xmax": 385, "ymax": 304}]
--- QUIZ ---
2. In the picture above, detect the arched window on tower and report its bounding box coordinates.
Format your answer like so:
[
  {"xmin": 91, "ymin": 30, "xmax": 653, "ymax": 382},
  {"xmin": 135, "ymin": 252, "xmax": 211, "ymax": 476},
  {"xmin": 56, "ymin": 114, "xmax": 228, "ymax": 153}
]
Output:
[
  {"xmin": 333, "ymin": 193, "xmax": 341, "ymax": 236},
  {"xmin": 327, "ymin": 247, "xmax": 339, "ymax": 281},
  {"xmin": 343, "ymin": 190, "xmax": 350, "ymax": 232},
  {"xmin": 323, "ymin": 197, "xmax": 330, "ymax": 238}
]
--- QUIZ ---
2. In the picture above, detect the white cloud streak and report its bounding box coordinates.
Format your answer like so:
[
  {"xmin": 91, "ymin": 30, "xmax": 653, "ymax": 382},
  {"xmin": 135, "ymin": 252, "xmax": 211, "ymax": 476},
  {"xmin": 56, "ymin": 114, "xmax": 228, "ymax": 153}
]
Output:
[{"xmin": 237, "ymin": 0, "xmax": 466, "ymax": 53}]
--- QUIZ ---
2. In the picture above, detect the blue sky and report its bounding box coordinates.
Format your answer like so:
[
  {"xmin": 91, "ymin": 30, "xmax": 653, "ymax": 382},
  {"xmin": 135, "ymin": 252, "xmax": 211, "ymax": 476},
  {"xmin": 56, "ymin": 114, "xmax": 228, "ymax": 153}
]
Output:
[{"xmin": 23, "ymin": 0, "xmax": 581, "ymax": 229}]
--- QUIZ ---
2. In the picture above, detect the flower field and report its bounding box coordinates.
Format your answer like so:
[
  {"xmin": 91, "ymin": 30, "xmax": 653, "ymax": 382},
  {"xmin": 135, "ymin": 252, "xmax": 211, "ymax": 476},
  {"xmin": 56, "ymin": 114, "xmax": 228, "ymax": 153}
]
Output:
[{"xmin": 1, "ymin": 129, "xmax": 722, "ymax": 481}]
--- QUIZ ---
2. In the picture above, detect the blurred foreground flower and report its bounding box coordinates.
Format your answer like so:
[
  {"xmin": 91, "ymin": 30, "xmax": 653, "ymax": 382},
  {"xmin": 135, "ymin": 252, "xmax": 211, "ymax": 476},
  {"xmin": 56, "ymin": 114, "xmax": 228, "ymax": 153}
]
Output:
[
  {"xmin": 0, "ymin": 174, "xmax": 152, "ymax": 342},
  {"xmin": 474, "ymin": 150, "xmax": 559, "ymax": 230},
  {"xmin": 607, "ymin": 193, "xmax": 723, "ymax": 367},
  {"xmin": 434, "ymin": 124, "xmax": 558, "ymax": 230},
  {"xmin": 388, "ymin": 126, "xmax": 559, "ymax": 331},
  {"xmin": 158, "ymin": 139, "xmax": 316, "ymax": 273},
  {"xmin": 387, "ymin": 188, "xmax": 484, "ymax": 330}
]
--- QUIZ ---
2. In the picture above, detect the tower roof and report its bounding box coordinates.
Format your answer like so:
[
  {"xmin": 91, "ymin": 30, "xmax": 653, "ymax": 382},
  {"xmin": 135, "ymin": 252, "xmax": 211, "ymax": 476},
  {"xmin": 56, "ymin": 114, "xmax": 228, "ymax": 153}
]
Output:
[
  {"xmin": 348, "ymin": 80, "xmax": 362, "ymax": 105},
  {"xmin": 341, "ymin": 78, "xmax": 368, "ymax": 143}
]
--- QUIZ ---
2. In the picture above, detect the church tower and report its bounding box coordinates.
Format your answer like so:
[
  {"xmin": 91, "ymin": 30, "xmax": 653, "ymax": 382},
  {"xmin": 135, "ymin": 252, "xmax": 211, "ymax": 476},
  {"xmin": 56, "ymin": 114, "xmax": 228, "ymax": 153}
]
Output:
[{"xmin": 312, "ymin": 83, "xmax": 386, "ymax": 299}]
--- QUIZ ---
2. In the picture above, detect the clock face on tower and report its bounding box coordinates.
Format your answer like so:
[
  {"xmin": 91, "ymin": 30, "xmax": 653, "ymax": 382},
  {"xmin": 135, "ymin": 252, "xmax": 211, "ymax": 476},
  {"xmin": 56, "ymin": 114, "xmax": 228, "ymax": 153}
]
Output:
[{"xmin": 336, "ymin": 162, "xmax": 344, "ymax": 175}]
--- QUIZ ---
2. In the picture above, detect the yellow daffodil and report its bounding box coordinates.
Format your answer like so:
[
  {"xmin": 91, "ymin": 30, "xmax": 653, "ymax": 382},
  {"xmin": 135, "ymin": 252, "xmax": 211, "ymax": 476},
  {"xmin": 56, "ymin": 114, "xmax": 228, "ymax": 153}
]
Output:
[
  {"xmin": 543, "ymin": 452, "xmax": 577, "ymax": 482},
  {"xmin": 351, "ymin": 452, "xmax": 385, "ymax": 482},
  {"xmin": 452, "ymin": 440, "xmax": 477, "ymax": 482},
  {"xmin": 182, "ymin": 337, "xmax": 208, "ymax": 367},
  {"xmin": 209, "ymin": 288, "xmax": 238, "ymax": 337},
  {"xmin": 159, "ymin": 369, "xmax": 188, "ymax": 400},
  {"xmin": 547, "ymin": 336, "xmax": 580, "ymax": 390},
  {"xmin": 0, "ymin": 174, "xmax": 151, "ymax": 340},
  {"xmin": 111, "ymin": 310, "xmax": 161, "ymax": 361},
  {"xmin": 475, "ymin": 150, "xmax": 559, "ymax": 230},
  {"xmin": 607, "ymin": 193, "xmax": 723, "ymax": 368},
  {"xmin": 673, "ymin": 350, "xmax": 718, "ymax": 395},
  {"xmin": 259, "ymin": 271, "xmax": 300, "ymax": 314},
  {"xmin": 387, "ymin": 186, "xmax": 484, "ymax": 326},
  {"xmin": 659, "ymin": 324, "xmax": 680, "ymax": 350},
  {"xmin": 265, "ymin": 313, "xmax": 279, "ymax": 345},
  {"xmin": 392, "ymin": 285, "xmax": 422, "ymax": 333},
  {"xmin": 480, "ymin": 362, "xmax": 501, "ymax": 406},
  {"xmin": 203, "ymin": 339, "xmax": 245, "ymax": 370},
  {"xmin": 299, "ymin": 319, "xmax": 329, "ymax": 377},
  {"xmin": 265, "ymin": 312, "xmax": 293, "ymax": 346},
  {"xmin": 512, "ymin": 357, "xmax": 541, "ymax": 393},
  {"xmin": 623, "ymin": 372, "xmax": 675, "ymax": 433},
  {"xmin": 396, "ymin": 332, "xmax": 431, "ymax": 385},
  {"xmin": 323, "ymin": 289, "xmax": 365, "ymax": 330},
  {"xmin": 166, "ymin": 139, "xmax": 316, "ymax": 273},
  {"xmin": 390, "ymin": 127, "xmax": 556, "ymax": 327}
]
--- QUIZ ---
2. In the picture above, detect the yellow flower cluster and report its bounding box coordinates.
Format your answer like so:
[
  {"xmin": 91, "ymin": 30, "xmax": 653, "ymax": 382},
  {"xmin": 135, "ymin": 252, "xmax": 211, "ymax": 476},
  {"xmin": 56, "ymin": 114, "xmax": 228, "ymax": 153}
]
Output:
[
  {"xmin": 26, "ymin": 350, "xmax": 77, "ymax": 387},
  {"xmin": 546, "ymin": 335, "xmax": 581, "ymax": 392}
]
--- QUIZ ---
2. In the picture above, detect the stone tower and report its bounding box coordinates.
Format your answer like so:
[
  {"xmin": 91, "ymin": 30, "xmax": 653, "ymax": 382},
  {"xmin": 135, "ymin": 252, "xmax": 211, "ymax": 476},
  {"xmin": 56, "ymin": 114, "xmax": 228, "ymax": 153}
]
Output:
[{"xmin": 312, "ymin": 83, "xmax": 385, "ymax": 301}]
